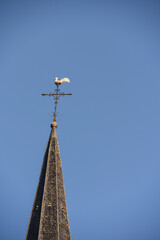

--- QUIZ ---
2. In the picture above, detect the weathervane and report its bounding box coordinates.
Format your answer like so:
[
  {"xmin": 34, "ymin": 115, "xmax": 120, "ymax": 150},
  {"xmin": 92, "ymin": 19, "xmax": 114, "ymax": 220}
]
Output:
[{"xmin": 42, "ymin": 77, "xmax": 72, "ymax": 127}]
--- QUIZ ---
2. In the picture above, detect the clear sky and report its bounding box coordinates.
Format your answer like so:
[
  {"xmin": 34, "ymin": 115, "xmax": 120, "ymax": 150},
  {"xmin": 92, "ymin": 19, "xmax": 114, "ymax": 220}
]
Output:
[{"xmin": 1, "ymin": 0, "xmax": 160, "ymax": 239}]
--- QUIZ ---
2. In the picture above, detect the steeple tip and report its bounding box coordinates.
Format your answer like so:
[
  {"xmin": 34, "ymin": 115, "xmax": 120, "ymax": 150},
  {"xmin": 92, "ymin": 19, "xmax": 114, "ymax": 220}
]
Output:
[{"xmin": 51, "ymin": 121, "xmax": 58, "ymax": 128}]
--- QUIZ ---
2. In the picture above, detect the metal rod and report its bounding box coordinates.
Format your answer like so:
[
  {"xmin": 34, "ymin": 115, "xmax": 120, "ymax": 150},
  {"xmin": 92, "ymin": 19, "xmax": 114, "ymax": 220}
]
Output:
[{"xmin": 53, "ymin": 84, "xmax": 59, "ymax": 122}]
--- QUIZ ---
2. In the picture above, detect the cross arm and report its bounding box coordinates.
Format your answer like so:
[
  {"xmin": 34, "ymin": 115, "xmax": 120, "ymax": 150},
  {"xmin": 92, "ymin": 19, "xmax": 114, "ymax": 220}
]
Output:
[
  {"xmin": 41, "ymin": 93, "xmax": 55, "ymax": 96},
  {"xmin": 41, "ymin": 92, "xmax": 72, "ymax": 96},
  {"xmin": 61, "ymin": 93, "xmax": 72, "ymax": 96}
]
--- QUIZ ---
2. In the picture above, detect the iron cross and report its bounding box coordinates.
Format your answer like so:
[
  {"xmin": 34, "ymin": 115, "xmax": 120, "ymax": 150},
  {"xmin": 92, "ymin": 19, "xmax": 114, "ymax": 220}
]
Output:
[{"xmin": 42, "ymin": 79, "xmax": 72, "ymax": 123}]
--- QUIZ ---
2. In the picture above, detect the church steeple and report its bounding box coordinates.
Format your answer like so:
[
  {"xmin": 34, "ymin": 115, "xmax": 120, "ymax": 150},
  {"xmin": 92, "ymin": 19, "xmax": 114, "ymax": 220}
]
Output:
[{"xmin": 26, "ymin": 78, "xmax": 72, "ymax": 240}]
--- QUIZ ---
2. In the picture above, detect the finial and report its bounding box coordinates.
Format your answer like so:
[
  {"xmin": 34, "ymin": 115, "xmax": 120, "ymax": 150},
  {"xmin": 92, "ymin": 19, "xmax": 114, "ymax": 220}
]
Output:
[
  {"xmin": 42, "ymin": 77, "xmax": 72, "ymax": 126},
  {"xmin": 51, "ymin": 122, "xmax": 58, "ymax": 128}
]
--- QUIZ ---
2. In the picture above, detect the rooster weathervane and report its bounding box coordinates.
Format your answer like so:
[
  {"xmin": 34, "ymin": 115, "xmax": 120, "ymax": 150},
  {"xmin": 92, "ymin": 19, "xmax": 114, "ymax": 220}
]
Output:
[{"xmin": 42, "ymin": 77, "xmax": 72, "ymax": 126}]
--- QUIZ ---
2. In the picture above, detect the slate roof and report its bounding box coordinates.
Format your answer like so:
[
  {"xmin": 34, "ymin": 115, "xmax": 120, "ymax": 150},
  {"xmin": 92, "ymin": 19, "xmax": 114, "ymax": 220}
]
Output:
[{"xmin": 26, "ymin": 125, "xmax": 71, "ymax": 240}]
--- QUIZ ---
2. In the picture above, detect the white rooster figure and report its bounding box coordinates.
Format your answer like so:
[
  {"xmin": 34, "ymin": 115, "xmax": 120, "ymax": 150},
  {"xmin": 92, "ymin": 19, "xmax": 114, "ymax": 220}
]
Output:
[{"xmin": 54, "ymin": 77, "xmax": 70, "ymax": 85}]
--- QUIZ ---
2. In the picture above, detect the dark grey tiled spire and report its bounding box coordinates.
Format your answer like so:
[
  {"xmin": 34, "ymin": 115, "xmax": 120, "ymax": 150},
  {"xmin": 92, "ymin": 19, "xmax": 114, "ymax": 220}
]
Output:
[{"xmin": 26, "ymin": 124, "xmax": 71, "ymax": 240}]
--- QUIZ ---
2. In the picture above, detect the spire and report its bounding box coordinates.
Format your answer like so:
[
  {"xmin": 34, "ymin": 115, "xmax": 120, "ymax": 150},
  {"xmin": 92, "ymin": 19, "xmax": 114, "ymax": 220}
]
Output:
[
  {"xmin": 26, "ymin": 125, "xmax": 71, "ymax": 240},
  {"xmin": 26, "ymin": 78, "xmax": 72, "ymax": 240}
]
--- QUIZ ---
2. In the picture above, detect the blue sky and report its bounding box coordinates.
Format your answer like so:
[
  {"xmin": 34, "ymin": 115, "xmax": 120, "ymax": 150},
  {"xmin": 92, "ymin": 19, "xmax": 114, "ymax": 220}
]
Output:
[{"xmin": 1, "ymin": 0, "xmax": 160, "ymax": 239}]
